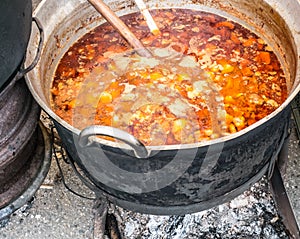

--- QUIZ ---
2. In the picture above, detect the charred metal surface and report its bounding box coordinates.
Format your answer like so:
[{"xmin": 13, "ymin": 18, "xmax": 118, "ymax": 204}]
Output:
[
  {"xmin": 93, "ymin": 198, "xmax": 122, "ymax": 239},
  {"xmin": 270, "ymin": 163, "xmax": 300, "ymax": 238},
  {"xmin": 106, "ymin": 213, "xmax": 122, "ymax": 239},
  {"xmin": 273, "ymin": 95, "xmax": 300, "ymax": 239},
  {"xmin": 292, "ymin": 94, "xmax": 300, "ymax": 140},
  {"xmin": 93, "ymin": 199, "xmax": 108, "ymax": 239}
]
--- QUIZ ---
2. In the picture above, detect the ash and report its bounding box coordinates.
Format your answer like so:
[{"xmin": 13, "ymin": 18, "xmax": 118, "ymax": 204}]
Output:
[{"xmin": 113, "ymin": 177, "xmax": 289, "ymax": 239}]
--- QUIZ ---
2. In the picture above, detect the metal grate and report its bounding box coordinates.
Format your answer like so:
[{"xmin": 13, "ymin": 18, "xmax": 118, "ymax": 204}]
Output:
[{"xmin": 291, "ymin": 93, "xmax": 300, "ymax": 139}]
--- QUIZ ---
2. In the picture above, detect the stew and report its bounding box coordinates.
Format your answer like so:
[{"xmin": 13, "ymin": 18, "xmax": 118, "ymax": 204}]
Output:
[{"xmin": 51, "ymin": 9, "xmax": 287, "ymax": 145}]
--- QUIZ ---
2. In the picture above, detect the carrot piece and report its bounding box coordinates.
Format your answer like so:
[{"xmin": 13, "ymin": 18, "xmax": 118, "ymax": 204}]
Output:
[
  {"xmin": 215, "ymin": 21, "xmax": 235, "ymax": 29},
  {"xmin": 67, "ymin": 99, "xmax": 76, "ymax": 110},
  {"xmin": 243, "ymin": 38, "xmax": 257, "ymax": 47},
  {"xmin": 230, "ymin": 32, "xmax": 240, "ymax": 44},
  {"xmin": 241, "ymin": 67, "xmax": 253, "ymax": 77},
  {"xmin": 51, "ymin": 88, "xmax": 59, "ymax": 96},
  {"xmin": 257, "ymin": 51, "xmax": 271, "ymax": 65}
]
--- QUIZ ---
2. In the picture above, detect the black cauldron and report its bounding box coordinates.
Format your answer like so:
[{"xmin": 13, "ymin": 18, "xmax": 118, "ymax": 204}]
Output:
[{"xmin": 25, "ymin": 0, "xmax": 300, "ymax": 215}]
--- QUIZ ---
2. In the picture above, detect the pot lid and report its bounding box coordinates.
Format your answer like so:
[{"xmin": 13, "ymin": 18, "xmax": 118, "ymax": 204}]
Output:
[{"xmin": 0, "ymin": 0, "xmax": 32, "ymax": 90}]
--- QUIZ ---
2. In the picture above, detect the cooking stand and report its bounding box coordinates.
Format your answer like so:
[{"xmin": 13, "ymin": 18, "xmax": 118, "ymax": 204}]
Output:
[{"xmin": 269, "ymin": 133, "xmax": 300, "ymax": 239}]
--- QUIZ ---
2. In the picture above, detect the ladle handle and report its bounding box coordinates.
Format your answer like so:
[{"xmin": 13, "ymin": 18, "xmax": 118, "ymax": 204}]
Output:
[
  {"xmin": 87, "ymin": 0, "xmax": 152, "ymax": 57},
  {"xmin": 78, "ymin": 125, "xmax": 149, "ymax": 159}
]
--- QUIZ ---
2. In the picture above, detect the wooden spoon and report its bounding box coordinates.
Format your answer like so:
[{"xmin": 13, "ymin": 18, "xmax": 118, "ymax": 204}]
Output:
[{"xmin": 87, "ymin": 0, "xmax": 152, "ymax": 57}]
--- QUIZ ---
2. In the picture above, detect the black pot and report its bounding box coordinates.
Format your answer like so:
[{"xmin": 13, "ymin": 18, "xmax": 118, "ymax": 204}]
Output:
[
  {"xmin": 55, "ymin": 106, "xmax": 290, "ymax": 215},
  {"xmin": 0, "ymin": 0, "xmax": 32, "ymax": 90}
]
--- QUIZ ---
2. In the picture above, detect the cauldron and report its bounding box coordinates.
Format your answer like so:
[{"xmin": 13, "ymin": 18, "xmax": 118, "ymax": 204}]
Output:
[{"xmin": 25, "ymin": 0, "xmax": 300, "ymax": 215}]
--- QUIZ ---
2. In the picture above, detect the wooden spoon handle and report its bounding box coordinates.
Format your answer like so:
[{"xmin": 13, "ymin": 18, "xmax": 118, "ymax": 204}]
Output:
[
  {"xmin": 88, "ymin": 0, "xmax": 152, "ymax": 57},
  {"xmin": 134, "ymin": 0, "xmax": 160, "ymax": 35}
]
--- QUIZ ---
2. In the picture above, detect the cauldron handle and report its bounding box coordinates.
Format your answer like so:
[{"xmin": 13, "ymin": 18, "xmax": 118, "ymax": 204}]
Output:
[
  {"xmin": 78, "ymin": 125, "xmax": 149, "ymax": 159},
  {"xmin": 17, "ymin": 17, "xmax": 44, "ymax": 80}
]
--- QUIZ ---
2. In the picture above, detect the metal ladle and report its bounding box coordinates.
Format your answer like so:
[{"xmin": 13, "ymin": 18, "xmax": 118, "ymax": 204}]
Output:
[{"xmin": 87, "ymin": 0, "xmax": 153, "ymax": 57}]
